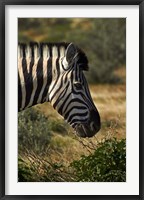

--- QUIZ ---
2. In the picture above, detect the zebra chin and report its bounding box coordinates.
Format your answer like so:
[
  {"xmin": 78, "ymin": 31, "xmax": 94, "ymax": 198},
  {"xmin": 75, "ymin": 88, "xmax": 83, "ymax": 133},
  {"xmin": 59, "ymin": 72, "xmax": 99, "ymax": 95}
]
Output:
[
  {"xmin": 72, "ymin": 110, "xmax": 101, "ymax": 138},
  {"xmin": 74, "ymin": 123, "xmax": 100, "ymax": 138}
]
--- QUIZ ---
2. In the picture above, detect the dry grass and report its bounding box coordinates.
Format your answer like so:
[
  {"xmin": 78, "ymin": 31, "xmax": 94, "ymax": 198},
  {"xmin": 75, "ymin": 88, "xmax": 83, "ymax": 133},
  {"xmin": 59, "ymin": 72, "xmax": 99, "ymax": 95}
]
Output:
[{"xmin": 93, "ymin": 84, "xmax": 126, "ymax": 139}]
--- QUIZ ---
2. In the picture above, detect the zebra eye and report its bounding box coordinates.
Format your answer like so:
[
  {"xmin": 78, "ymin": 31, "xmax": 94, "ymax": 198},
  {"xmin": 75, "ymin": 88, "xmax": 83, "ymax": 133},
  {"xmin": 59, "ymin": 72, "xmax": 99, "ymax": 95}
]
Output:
[{"xmin": 74, "ymin": 82, "xmax": 83, "ymax": 90}]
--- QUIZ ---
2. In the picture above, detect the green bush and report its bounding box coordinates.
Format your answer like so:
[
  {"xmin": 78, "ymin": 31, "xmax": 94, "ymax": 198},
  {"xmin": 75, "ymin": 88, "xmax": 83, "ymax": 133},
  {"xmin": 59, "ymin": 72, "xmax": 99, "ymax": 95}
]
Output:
[
  {"xmin": 18, "ymin": 108, "xmax": 126, "ymax": 182},
  {"xmin": 48, "ymin": 120, "xmax": 69, "ymax": 135},
  {"xmin": 18, "ymin": 107, "xmax": 69, "ymax": 154},
  {"xmin": 18, "ymin": 108, "xmax": 52, "ymax": 154},
  {"xmin": 71, "ymin": 138, "xmax": 126, "ymax": 182},
  {"xmin": 18, "ymin": 136, "xmax": 126, "ymax": 182}
]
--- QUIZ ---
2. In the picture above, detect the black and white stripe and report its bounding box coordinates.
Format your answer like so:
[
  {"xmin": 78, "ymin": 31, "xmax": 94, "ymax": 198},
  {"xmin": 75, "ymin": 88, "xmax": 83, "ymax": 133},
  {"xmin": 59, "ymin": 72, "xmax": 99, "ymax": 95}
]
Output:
[{"xmin": 18, "ymin": 42, "xmax": 101, "ymax": 137}]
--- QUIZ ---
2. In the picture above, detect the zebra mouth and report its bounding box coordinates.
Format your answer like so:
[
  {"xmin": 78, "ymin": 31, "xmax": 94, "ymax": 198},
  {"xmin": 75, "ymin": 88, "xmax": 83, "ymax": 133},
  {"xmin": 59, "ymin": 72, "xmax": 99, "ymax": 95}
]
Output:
[
  {"xmin": 72, "ymin": 109, "xmax": 101, "ymax": 138},
  {"xmin": 74, "ymin": 123, "xmax": 97, "ymax": 138},
  {"xmin": 74, "ymin": 124, "xmax": 87, "ymax": 137}
]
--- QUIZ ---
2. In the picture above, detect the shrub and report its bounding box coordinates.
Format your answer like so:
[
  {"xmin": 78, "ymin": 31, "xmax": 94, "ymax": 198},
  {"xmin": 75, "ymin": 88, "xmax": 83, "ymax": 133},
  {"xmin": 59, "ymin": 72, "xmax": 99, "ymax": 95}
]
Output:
[
  {"xmin": 18, "ymin": 108, "xmax": 52, "ymax": 154},
  {"xmin": 70, "ymin": 138, "xmax": 126, "ymax": 182},
  {"xmin": 18, "ymin": 137, "xmax": 126, "ymax": 182},
  {"xmin": 48, "ymin": 120, "xmax": 69, "ymax": 135},
  {"xmin": 18, "ymin": 108, "xmax": 126, "ymax": 182}
]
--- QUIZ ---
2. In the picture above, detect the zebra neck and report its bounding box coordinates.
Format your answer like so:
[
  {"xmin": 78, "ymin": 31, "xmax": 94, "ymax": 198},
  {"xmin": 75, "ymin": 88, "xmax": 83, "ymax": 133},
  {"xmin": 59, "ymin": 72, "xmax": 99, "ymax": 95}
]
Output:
[{"xmin": 18, "ymin": 43, "xmax": 68, "ymax": 111}]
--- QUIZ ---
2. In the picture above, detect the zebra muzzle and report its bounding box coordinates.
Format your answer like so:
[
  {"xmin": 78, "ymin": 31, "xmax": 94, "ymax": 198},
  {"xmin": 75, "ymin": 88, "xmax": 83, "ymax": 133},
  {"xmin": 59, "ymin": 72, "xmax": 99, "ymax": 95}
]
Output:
[{"xmin": 74, "ymin": 109, "xmax": 101, "ymax": 138}]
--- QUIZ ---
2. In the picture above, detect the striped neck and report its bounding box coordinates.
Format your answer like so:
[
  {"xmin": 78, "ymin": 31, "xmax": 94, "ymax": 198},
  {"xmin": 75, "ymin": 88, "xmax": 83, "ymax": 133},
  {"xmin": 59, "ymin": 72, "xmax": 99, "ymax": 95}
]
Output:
[{"xmin": 18, "ymin": 42, "xmax": 69, "ymax": 111}]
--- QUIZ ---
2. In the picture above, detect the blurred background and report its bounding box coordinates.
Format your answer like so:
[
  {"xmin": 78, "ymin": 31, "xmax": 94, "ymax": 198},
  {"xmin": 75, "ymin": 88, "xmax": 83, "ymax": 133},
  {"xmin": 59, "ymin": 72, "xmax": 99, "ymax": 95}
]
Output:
[
  {"xmin": 18, "ymin": 18, "xmax": 126, "ymax": 83},
  {"xmin": 18, "ymin": 18, "xmax": 126, "ymax": 182}
]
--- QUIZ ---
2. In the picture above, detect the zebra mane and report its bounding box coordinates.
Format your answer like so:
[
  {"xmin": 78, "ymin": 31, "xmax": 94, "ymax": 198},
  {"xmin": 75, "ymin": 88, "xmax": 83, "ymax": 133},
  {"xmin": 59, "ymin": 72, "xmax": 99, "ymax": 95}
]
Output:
[{"xmin": 18, "ymin": 42, "xmax": 89, "ymax": 71}]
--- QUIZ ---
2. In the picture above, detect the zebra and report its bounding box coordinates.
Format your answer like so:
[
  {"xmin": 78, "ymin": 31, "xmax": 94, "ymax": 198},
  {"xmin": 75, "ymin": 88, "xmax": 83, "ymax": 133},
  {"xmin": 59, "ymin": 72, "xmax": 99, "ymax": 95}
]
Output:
[{"xmin": 18, "ymin": 42, "xmax": 101, "ymax": 137}]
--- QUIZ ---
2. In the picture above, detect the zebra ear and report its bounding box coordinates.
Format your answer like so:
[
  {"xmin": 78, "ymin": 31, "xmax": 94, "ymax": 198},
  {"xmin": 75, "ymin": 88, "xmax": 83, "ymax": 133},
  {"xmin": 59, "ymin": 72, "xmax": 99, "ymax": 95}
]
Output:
[{"xmin": 65, "ymin": 43, "xmax": 77, "ymax": 63}]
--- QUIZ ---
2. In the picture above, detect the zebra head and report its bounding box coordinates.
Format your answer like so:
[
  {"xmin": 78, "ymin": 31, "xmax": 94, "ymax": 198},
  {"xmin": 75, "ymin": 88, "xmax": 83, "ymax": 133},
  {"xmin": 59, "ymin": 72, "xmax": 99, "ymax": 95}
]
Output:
[{"xmin": 49, "ymin": 43, "xmax": 101, "ymax": 137}]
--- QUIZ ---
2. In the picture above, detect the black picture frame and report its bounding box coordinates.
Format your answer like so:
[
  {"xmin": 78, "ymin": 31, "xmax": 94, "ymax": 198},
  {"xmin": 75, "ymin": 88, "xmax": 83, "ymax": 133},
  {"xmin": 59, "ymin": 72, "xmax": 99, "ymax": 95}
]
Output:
[{"xmin": 0, "ymin": 0, "xmax": 143, "ymax": 199}]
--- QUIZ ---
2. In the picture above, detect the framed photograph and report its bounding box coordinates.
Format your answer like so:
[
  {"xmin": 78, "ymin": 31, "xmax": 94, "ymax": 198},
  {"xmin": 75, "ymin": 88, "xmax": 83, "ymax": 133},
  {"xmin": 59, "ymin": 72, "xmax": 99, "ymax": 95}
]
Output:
[{"xmin": 0, "ymin": 0, "xmax": 143, "ymax": 199}]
